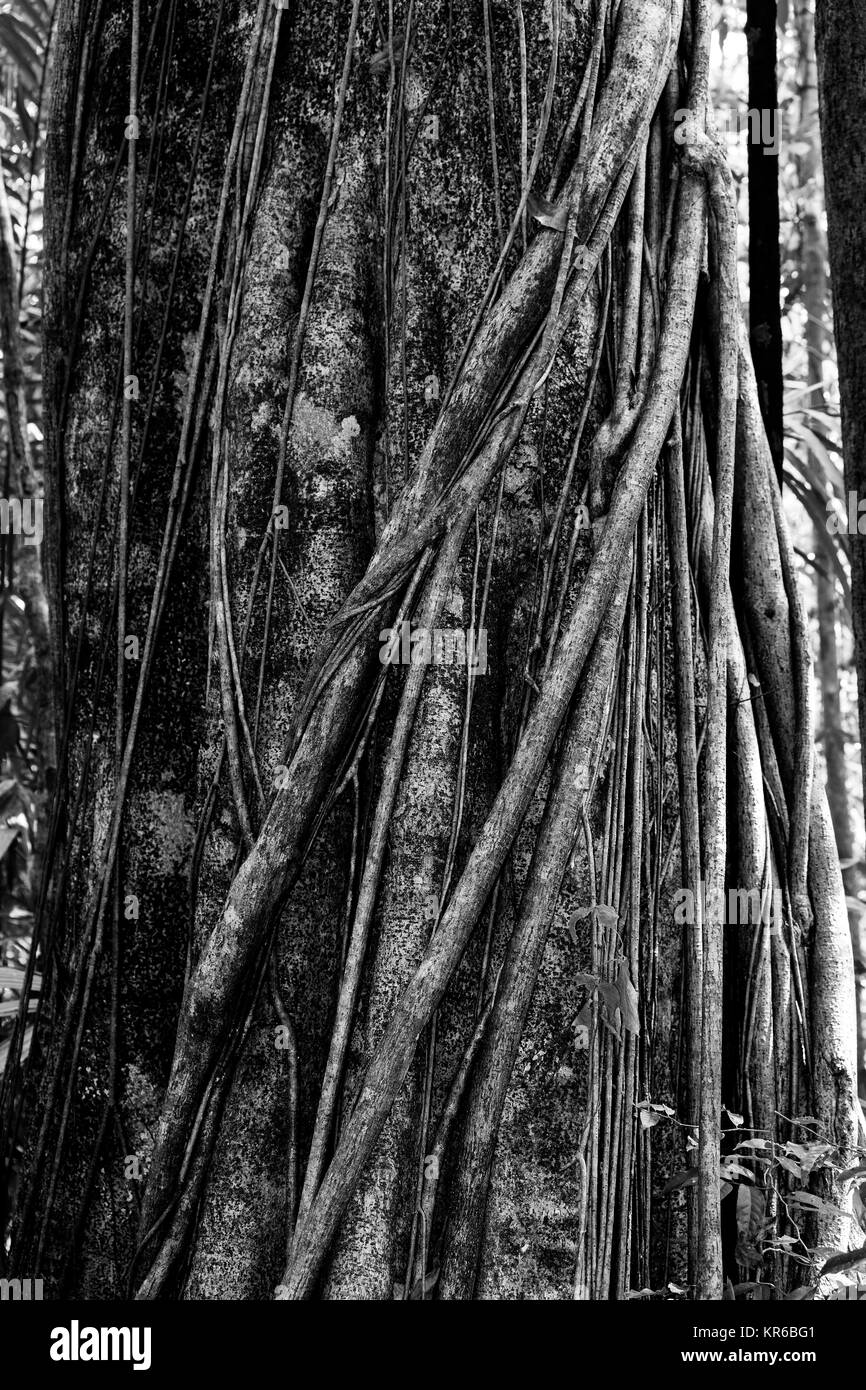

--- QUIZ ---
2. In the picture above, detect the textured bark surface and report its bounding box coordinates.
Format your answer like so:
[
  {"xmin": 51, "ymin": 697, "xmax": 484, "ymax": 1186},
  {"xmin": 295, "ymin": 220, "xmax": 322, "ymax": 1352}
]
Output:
[
  {"xmin": 17, "ymin": 0, "xmax": 611, "ymax": 1298},
  {"xmin": 816, "ymin": 0, "xmax": 866, "ymax": 813},
  {"xmin": 746, "ymin": 0, "xmax": 783, "ymax": 483},
  {"xmin": 25, "ymin": 0, "xmax": 233, "ymax": 1295},
  {"xmin": 4, "ymin": 0, "xmax": 858, "ymax": 1304}
]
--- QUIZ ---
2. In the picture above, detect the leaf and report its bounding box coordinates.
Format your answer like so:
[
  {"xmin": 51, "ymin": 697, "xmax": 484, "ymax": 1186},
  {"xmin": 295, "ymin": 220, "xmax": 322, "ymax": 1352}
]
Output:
[
  {"xmin": 0, "ymin": 821, "xmax": 21, "ymax": 861},
  {"xmin": 0, "ymin": 1022, "xmax": 33, "ymax": 1076},
  {"xmin": 723, "ymin": 1278, "xmax": 736, "ymax": 1300},
  {"xmin": 594, "ymin": 903, "xmax": 619, "ymax": 930},
  {"xmin": 637, "ymin": 1102, "xmax": 676, "ymax": 1129},
  {"xmin": 790, "ymin": 1190, "xmax": 823, "ymax": 1210},
  {"xmin": 639, "ymin": 1108, "xmax": 662, "ymax": 1130},
  {"xmin": 736, "ymin": 1185, "xmax": 766, "ymax": 1244},
  {"xmin": 597, "ymin": 983, "xmax": 621, "ymax": 1015},
  {"xmin": 574, "ymin": 971, "xmax": 620, "ymax": 1014},
  {"xmin": 785, "ymin": 1140, "xmax": 831, "ymax": 1173},
  {"xmin": 663, "ymin": 1167, "xmax": 698, "ymax": 1194},
  {"xmin": 408, "ymin": 1266, "xmax": 440, "ymax": 1300},
  {"xmin": 526, "ymin": 192, "xmax": 568, "ymax": 232},
  {"xmin": 0, "ymin": 966, "xmax": 40, "ymax": 991},
  {"xmin": 567, "ymin": 906, "xmax": 592, "ymax": 943},
  {"xmin": 839, "ymin": 1164, "xmax": 866, "ymax": 1183},
  {"xmin": 785, "ymin": 1286, "xmax": 815, "ymax": 1301},
  {"xmin": 735, "ymin": 1240, "xmax": 764, "ymax": 1269},
  {"xmin": 720, "ymin": 1160, "xmax": 754, "ymax": 1182},
  {"xmin": 725, "ymin": 1108, "xmax": 744, "ymax": 1127},
  {"xmin": 615, "ymin": 963, "xmax": 640, "ymax": 1035},
  {"xmin": 0, "ymin": 990, "xmax": 37, "ymax": 1018},
  {"xmin": 820, "ymin": 1245, "xmax": 866, "ymax": 1277},
  {"xmin": 735, "ymin": 1138, "xmax": 770, "ymax": 1151},
  {"xmin": 795, "ymin": 423, "xmax": 839, "ymax": 479},
  {"xmin": 369, "ymin": 31, "xmax": 407, "ymax": 75},
  {"xmin": 776, "ymin": 1155, "xmax": 803, "ymax": 1179},
  {"xmin": 574, "ymin": 971, "xmax": 598, "ymax": 990},
  {"xmin": 784, "ymin": 1141, "xmax": 811, "ymax": 1162}
]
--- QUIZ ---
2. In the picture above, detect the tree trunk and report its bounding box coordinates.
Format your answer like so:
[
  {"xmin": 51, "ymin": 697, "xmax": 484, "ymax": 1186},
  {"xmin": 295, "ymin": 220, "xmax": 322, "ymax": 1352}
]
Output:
[
  {"xmin": 797, "ymin": 0, "xmax": 865, "ymax": 1100},
  {"xmin": 816, "ymin": 0, "xmax": 866, "ymax": 819},
  {"xmin": 3, "ymin": 0, "xmax": 858, "ymax": 1301},
  {"xmin": 746, "ymin": 0, "xmax": 784, "ymax": 484}
]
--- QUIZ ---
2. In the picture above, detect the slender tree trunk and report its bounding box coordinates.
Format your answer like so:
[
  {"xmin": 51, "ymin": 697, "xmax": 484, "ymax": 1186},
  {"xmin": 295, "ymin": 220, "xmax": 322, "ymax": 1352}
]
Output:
[{"xmin": 747, "ymin": 0, "xmax": 784, "ymax": 484}]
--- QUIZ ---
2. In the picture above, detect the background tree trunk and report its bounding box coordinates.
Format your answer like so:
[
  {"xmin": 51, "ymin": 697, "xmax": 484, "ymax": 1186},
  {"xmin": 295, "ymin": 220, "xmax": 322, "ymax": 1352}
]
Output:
[
  {"xmin": 816, "ymin": 0, "xmax": 866, "ymax": 818},
  {"xmin": 746, "ymin": 0, "xmax": 784, "ymax": 483}
]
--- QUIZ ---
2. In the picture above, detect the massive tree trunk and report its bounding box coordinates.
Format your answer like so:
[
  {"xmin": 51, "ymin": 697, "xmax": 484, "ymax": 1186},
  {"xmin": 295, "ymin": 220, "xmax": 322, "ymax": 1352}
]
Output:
[
  {"xmin": 815, "ymin": 1, "xmax": 866, "ymax": 818},
  {"xmin": 3, "ymin": 0, "xmax": 858, "ymax": 1301}
]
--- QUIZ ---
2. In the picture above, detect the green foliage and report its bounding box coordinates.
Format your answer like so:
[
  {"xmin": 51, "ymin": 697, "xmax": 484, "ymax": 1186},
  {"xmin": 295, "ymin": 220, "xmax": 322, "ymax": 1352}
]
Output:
[{"xmin": 641, "ymin": 1098, "xmax": 866, "ymax": 1300}]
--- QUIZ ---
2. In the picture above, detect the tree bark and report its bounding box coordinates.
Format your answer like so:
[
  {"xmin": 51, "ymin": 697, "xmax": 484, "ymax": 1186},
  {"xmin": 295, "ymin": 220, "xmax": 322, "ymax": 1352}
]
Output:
[
  {"xmin": 3, "ymin": 0, "xmax": 857, "ymax": 1302},
  {"xmin": 816, "ymin": 0, "xmax": 866, "ymax": 816}
]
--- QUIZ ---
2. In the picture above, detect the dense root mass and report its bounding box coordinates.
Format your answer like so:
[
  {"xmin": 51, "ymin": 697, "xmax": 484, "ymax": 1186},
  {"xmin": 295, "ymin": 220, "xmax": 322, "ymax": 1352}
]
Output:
[{"xmin": 2, "ymin": 0, "xmax": 858, "ymax": 1302}]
